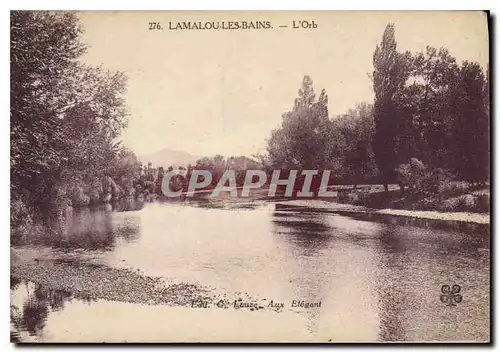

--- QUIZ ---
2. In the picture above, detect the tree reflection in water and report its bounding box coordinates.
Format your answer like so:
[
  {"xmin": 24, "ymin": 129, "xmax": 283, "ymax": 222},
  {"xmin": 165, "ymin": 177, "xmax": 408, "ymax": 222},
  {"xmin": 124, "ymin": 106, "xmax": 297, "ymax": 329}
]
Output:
[
  {"xmin": 10, "ymin": 278, "xmax": 94, "ymax": 342},
  {"xmin": 14, "ymin": 197, "xmax": 144, "ymax": 251}
]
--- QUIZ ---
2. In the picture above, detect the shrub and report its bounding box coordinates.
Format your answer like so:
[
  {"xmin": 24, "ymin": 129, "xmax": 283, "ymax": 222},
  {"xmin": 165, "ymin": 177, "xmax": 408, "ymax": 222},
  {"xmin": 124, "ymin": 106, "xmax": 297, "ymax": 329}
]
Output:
[
  {"xmin": 397, "ymin": 158, "xmax": 454, "ymax": 197},
  {"xmin": 439, "ymin": 181, "xmax": 470, "ymax": 199},
  {"xmin": 337, "ymin": 189, "xmax": 350, "ymax": 202},
  {"xmin": 427, "ymin": 168, "xmax": 454, "ymax": 195},
  {"xmin": 396, "ymin": 158, "xmax": 426, "ymax": 192}
]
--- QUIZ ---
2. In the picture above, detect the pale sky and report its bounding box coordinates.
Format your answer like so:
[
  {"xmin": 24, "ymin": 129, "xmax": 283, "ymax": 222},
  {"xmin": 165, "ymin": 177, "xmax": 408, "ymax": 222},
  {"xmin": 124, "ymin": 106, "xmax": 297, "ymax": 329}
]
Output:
[{"xmin": 78, "ymin": 11, "xmax": 489, "ymax": 158}]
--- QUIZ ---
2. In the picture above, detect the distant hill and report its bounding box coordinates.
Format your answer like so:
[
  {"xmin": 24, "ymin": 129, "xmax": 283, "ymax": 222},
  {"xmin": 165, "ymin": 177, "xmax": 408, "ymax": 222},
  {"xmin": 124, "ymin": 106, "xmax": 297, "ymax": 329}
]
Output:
[{"xmin": 139, "ymin": 148, "xmax": 201, "ymax": 168}]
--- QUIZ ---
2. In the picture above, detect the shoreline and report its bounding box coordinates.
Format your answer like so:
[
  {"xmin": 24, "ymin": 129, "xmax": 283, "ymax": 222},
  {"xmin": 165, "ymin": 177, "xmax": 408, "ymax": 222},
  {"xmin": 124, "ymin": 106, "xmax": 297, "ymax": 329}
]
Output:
[
  {"xmin": 276, "ymin": 200, "xmax": 490, "ymax": 225},
  {"xmin": 10, "ymin": 247, "xmax": 265, "ymax": 311},
  {"xmin": 10, "ymin": 248, "xmax": 207, "ymax": 307}
]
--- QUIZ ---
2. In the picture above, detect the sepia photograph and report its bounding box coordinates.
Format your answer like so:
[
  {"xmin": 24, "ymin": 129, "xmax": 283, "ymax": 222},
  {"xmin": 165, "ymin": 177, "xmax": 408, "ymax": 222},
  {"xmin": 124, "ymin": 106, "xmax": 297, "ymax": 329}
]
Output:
[{"xmin": 10, "ymin": 10, "xmax": 490, "ymax": 343}]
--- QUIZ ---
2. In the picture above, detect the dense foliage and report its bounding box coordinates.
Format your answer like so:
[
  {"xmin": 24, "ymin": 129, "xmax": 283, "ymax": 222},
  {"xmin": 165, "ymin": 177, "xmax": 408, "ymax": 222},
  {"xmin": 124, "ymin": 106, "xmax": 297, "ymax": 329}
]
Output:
[
  {"xmin": 266, "ymin": 23, "xmax": 490, "ymax": 190},
  {"xmin": 11, "ymin": 11, "xmax": 142, "ymax": 223}
]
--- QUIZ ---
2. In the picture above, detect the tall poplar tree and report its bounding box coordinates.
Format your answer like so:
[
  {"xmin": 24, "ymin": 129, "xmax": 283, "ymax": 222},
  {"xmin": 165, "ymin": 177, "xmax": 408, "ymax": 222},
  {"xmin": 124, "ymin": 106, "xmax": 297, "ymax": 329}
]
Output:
[
  {"xmin": 372, "ymin": 24, "xmax": 413, "ymax": 192},
  {"xmin": 372, "ymin": 24, "xmax": 400, "ymax": 191}
]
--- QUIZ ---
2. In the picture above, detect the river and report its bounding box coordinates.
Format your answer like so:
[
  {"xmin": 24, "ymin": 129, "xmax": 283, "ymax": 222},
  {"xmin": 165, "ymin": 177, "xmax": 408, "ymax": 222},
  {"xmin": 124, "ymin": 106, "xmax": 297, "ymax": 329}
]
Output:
[{"xmin": 10, "ymin": 196, "xmax": 490, "ymax": 342}]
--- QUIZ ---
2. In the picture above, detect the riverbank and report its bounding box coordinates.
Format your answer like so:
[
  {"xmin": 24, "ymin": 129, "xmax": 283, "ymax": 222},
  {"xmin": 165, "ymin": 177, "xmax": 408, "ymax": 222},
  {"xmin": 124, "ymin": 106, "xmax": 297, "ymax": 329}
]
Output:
[
  {"xmin": 279, "ymin": 199, "xmax": 490, "ymax": 225},
  {"xmin": 11, "ymin": 247, "xmax": 263, "ymax": 309},
  {"xmin": 11, "ymin": 247, "xmax": 208, "ymax": 306},
  {"xmin": 331, "ymin": 183, "xmax": 490, "ymax": 215},
  {"xmin": 271, "ymin": 180, "xmax": 490, "ymax": 225}
]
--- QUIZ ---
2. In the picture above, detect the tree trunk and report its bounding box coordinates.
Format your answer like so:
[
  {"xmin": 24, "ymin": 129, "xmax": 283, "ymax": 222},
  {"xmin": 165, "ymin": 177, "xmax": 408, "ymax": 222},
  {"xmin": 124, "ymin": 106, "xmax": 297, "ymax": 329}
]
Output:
[
  {"xmin": 383, "ymin": 182, "xmax": 389, "ymax": 192},
  {"xmin": 399, "ymin": 182, "xmax": 405, "ymax": 196}
]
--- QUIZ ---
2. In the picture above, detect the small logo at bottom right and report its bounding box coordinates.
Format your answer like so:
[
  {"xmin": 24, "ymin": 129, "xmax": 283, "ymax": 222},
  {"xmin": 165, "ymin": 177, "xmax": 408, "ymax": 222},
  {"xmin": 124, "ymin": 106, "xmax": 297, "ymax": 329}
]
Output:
[{"xmin": 440, "ymin": 284, "xmax": 463, "ymax": 306}]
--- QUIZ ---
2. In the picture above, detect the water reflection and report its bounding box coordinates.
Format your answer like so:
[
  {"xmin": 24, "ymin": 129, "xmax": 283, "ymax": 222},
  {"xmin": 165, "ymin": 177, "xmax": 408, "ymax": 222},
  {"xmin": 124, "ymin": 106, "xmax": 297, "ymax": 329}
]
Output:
[
  {"xmin": 371, "ymin": 224, "xmax": 490, "ymax": 342},
  {"xmin": 373, "ymin": 226, "xmax": 409, "ymax": 341},
  {"xmin": 271, "ymin": 211, "xmax": 333, "ymax": 335},
  {"xmin": 11, "ymin": 199, "xmax": 490, "ymax": 342},
  {"xmin": 50, "ymin": 207, "xmax": 116, "ymax": 250},
  {"xmin": 15, "ymin": 198, "xmax": 143, "ymax": 250},
  {"xmin": 272, "ymin": 212, "xmax": 333, "ymax": 253},
  {"xmin": 10, "ymin": 279, "xmax": 89, "ymax": 342},
  {"xmin": 270, "ymin": 205, "xmax": 489, "ymax": 342}
]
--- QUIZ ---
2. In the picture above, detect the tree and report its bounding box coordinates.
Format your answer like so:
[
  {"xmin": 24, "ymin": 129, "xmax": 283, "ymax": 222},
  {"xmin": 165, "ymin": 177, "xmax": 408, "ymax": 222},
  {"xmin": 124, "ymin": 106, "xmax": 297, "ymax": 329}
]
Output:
[
  {"xmin": 410, "ymin": 46, "xmax": 460, "ymax": 170},
  {"xmin": 11, "ymin": 11, "xmax": 86, "ymax": 206},
  {"xmin": 11, "ymin": 11, "xmax": 138, "ymax": 216},
  {"xmin": 59, "ymin": 67, "xmax": 128, "ymax": 180},
  {"xmin": 267, "ymin": 76, "xmax": 333, "ymax": 171},
  {"xmin": 333, "ymin": 103, "xmax": 378, "ymax": 187},
  {"xmin": 372, "ymin": 24, "xmax": 411, "ymax": 192},
  {"xmin": 194, "ymin": 155, "xmax": 227, "ymax": 187},
  {"xmin": 454, "ymin": 61, "xmax": 489, "ymax": 183}
]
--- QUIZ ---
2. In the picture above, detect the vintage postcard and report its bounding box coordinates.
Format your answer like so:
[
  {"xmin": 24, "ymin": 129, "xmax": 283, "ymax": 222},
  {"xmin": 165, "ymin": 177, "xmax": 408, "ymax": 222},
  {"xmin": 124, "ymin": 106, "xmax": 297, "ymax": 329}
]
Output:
[{"xmin": 10, "ymin": 10, "xmax": 490, "ymax": 343}]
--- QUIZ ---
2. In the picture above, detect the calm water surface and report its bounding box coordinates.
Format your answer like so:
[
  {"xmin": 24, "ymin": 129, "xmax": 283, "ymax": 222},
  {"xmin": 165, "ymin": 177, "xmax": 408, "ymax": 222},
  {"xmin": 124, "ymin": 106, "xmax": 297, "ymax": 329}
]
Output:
[{"xmin": 11, "ymin": 197, "xmax": 490, "ymax": 342}]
